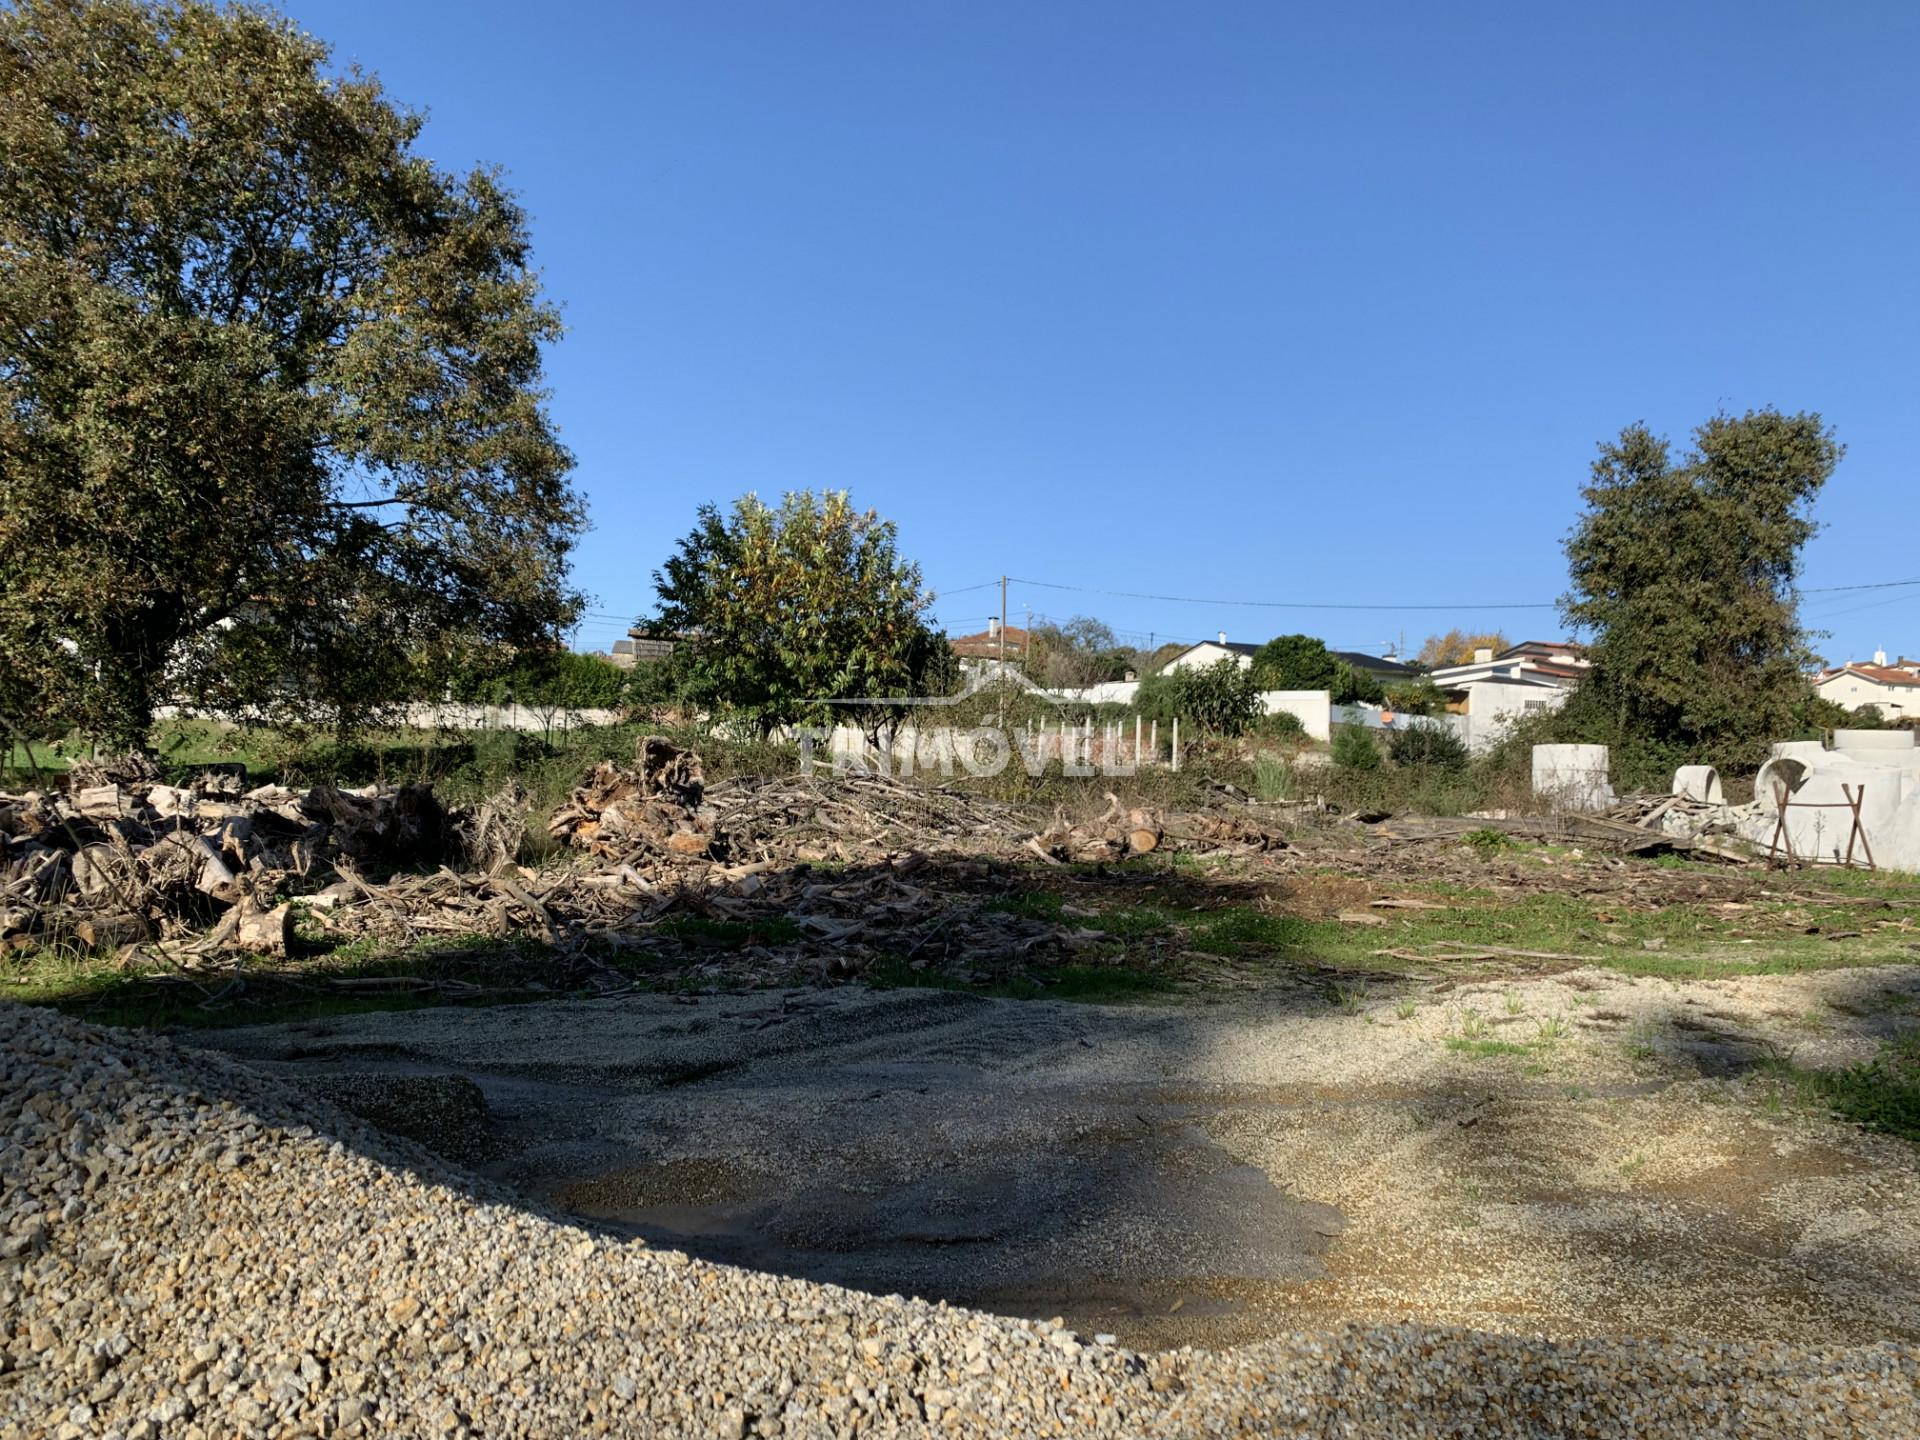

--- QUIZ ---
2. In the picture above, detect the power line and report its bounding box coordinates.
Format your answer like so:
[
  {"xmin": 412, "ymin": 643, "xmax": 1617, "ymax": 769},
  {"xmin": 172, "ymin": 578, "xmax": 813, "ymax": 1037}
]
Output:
[
  {"xmin": 1009, "ymin": 577, "xmax": 1557, "ymax": 612},
  {"xmin": 930, "ymin": 580, "xmax": 1001, "ymax": 598},
  {"xmin": 1002, "ymin": 575, "xmax": 1920, "ymax": 615}
]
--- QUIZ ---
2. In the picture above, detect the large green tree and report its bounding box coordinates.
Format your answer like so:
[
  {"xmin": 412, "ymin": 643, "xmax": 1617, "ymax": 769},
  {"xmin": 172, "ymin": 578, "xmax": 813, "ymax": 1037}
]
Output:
[
  {"xmin": 1559, "ymin": 409, "xmax": 1841, "ymax": 764},
  {"xmin": 1249, "ymin": 633, "xmax": 1382, "ymax": 704},
  {"xmin": 650, "ymin": 491, "xmax": 955, "ymax": 737},
  {"xmin": 0, "ymin": 0, "xmax": 585, "ymax": 750}
]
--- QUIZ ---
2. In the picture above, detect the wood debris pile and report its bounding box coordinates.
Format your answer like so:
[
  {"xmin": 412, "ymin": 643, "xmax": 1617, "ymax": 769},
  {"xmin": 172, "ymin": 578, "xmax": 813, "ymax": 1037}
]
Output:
[
  {"xmin": 0, "ymin": 760, "xmax": 455, "ymax": 956},
  {"xmin": 546, "ymin": 736, "xmax": 721, "ymax": 861},
  {"xmin": 1030, "ymin": 794, "xmax": 1164, "ymax": 865},
  {"xmin": 6, "ymin": 736, "xmax": 1308, "ymax": 987}
]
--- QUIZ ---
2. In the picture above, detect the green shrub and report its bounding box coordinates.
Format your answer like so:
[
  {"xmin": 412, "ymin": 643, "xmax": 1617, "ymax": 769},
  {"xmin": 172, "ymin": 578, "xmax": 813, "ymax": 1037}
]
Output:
[
  {"xmin": 1134, "ymin": 659, "xmax": 1261, "ymax": 737},
  {"xmin": 1251, "ymin": 754, "xmax": 1298, "ymax": 801},
  {"xmin": 1331, "ymin": 726, "xmax": 1380, "ymax": 770},
  {"xmin": 1383, "ymin": 678, "xmax": 1446, "ymax": 717},
  {"xmin": 1461, "ymin": 827, "xmax": 1512, "ymax": 856},
  {"xmin": 1250, "ymin": 709, "xmax": 1307, "ymax": 741},
  {"xmin": 1387, "ymin": 722, "xmax": 1469, "ymax": 771}
]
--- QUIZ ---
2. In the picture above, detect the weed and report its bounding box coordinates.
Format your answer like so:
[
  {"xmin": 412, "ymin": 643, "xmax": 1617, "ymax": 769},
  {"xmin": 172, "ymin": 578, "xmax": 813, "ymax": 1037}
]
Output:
[
  {"xmin": 1619, "ymin": 1152, "xmax": 1648, "ymax": 1178},
  {"xmin": 1761, "ymin": 1031, "xmax": 1920, "ymax": 1142},
  {"xmin": 1459, "ymin": 1007, "xmax": 1487, "ymax": 1040},
  {"xmin": 1503, "ymin": 989, "xmax": 1524, "ymax": 1016},
  {"xmin": 1447, "ymin": 1037, "xmax": 1529, "ymax": 1059},
  {"xmin": 1535, "ymin": 1014, "xmax": 1572, "ymax": 1043},
  {"xmin": 1623, "ymin": 1022, "xmax": 1659, "ymax": 1062},
  {"xmin": 1461, "ymin": 828, "xmax": 1512, "ymax": 857},
  {"xmin": 1396, "ymin": 997, "xmax": 1418, "ymax": 1021},
  {"xmin": 1251, "ymin": 755, "xmax": 1299, "ymax": 803},
  {"xmin": 1334, "ymin": 981, "xmax": 1368, "ymax": 1015}
]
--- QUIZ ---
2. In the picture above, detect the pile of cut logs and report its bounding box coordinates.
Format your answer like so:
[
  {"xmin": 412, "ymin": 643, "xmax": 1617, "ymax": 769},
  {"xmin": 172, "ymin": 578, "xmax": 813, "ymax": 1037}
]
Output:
[{"xmin": 0, "ymin": 761, "xmax": 454, "ymax": 955}]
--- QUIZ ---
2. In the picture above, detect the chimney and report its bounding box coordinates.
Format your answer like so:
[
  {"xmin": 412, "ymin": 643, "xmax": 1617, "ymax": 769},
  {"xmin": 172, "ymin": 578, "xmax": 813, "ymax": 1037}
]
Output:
[
  {"xmin": 1473, "ymin": 647, "xmax": 1494, "ymax": 664},
  {"xmin": 1217, "ymin": 630, "xmax": 1227, "ymax": 645},
  {"xmin": 1874, "ymin": 648, "xmax": 1888, "ymax": 667},
  {"xmin": 987, "ymin": 616, "xmax": 1000, "ymax": 639}
]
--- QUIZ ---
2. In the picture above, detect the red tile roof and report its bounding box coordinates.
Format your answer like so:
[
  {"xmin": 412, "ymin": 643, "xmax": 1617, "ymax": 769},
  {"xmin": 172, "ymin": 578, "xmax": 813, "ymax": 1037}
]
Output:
[
  {"xmin": 949, "ymin": 625, "xmax": 1030, "ymax": 658},
  {"xmin": 1843, "ymin": 664, "xmax": 1920, "ymax": 687}
]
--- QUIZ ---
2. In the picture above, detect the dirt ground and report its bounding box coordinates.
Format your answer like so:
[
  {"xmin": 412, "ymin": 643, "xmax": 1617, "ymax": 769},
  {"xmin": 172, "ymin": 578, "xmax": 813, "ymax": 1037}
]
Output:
[{"xmin": 198, "ymin": 959, "xmax": 1920, "ymax": 1352}]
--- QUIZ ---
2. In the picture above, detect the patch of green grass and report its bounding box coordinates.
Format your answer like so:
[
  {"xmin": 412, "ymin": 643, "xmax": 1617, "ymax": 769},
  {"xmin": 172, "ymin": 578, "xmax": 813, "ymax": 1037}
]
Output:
[
  {"xmin": 7, "ymin": 932, "xmax": 551, "ymax": 1031},
  {"xmin": 1461, "ymin": 827, "xmax": 1513, "ymax": 856},
  {"xmin": 1185, "ymin": 907, "xmax": 1316, "ymax": 955},
  {"xmin": 652, "ymin": 915, "xmax": 804, "ymax": 947},
  {"xmin": 1446, "ymin": 1036, "xmax": 1530, "ymax": 1059},
  {"xmin": 1283, "ymin": 881, "xmax": 1920, "ymax": 981},
  {"xmin": 1761, "ymin": 1031, "xmax": 1920, "ymax": 1142},
  {"xmin": 1395, "ymin": 997, "xmax": 1418, "ymax": 1020}
]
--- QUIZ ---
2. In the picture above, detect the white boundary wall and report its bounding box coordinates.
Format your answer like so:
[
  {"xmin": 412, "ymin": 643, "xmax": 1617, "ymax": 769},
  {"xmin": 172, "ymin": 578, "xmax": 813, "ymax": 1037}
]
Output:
[{"xmin": 1260, "ymin": 691, "xmax": 1332, "ymax": 742}]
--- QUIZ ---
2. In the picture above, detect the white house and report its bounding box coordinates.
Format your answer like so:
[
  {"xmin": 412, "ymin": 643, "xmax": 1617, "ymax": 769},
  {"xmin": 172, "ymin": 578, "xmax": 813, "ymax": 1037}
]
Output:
[
  {"xmin": 1424, "ymin": 640, "xmax": 1589, "ymax": 691},
  {"xmin": 1425, "ymin": 641, "xmax": 1587, "ymax": 753},
  {"xmin": 1815, "ymin": 652, "xmax": 1920, "ymax": 719},
  {"xmin": 1159, "ymin": 632, "xmax": 1261, "ymax": 674}
]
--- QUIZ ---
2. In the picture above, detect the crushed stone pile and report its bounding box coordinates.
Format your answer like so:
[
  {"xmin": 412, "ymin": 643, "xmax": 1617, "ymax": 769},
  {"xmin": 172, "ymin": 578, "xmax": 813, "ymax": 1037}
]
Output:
[{"xmin": 3, "ymin": 1001, "xmax": 1917, "ymax": 1439}]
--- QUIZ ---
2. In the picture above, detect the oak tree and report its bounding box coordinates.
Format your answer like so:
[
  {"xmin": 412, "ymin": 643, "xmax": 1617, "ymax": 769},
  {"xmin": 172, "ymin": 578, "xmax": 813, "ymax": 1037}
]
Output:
[{"xmin": 0, "ymin": 0, "xmax": 585, "ymax": 750}]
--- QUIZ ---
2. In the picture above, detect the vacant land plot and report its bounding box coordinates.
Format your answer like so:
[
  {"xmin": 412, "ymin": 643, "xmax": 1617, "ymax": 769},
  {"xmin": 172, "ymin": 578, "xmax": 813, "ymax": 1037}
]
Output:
[{"xmin": 9, "ymin": 755, "xmax": 1920, "ymax": 1433}]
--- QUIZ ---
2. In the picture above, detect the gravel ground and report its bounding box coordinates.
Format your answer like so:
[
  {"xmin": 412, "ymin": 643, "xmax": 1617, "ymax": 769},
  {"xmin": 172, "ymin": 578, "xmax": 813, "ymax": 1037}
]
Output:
[
  {"xmin": 6, "ymin": 1001, "xmax": 1920, "ymax": 1438},
  {"xmin": 200, "ymin": 966, "xmax": 1920, "ymax": 1349}
]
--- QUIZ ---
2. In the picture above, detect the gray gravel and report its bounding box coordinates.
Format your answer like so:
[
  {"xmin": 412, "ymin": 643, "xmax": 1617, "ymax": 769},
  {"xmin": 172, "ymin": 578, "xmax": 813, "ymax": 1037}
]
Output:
[{"xmin": 4, "ymin": 999, "xmax": 1919, "ymax": 1438}]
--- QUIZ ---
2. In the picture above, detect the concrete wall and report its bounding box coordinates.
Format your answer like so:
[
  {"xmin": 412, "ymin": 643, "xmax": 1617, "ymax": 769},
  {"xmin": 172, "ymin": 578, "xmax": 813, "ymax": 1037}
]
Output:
[
  {"xmin": 1460, "ymin": 680, "xmax": 1568, "ymax": 753},
  {"xmin": 1259, "ymin": 691, "xmax": 1332, "ymax": 742},
  {"xmin": 1052, "ymin": 680, "xmax": 1141, "ymax": 706},
  {"xmin": 397, "ymin": 703, "xmax": 627, "ymax": 733}
]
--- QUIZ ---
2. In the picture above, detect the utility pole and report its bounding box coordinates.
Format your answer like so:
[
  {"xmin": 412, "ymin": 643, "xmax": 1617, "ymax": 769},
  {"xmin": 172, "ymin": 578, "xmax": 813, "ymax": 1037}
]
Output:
[{"xmin": 998, "ymin": 576, "xmax": 1008, "ymax": 667}]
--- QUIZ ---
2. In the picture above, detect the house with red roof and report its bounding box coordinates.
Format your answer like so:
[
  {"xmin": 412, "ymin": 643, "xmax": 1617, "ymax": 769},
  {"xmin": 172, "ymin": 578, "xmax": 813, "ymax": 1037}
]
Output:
[{"xmin": 1815, "ymin": 651, "xmax": 1920, "ymax": 719}]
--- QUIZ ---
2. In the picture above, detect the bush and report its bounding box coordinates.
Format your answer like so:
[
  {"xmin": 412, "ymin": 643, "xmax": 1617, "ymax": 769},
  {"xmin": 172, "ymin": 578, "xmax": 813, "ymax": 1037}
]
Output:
[
  {"xmin": 1383, "ymin": 678, "xmax": 1446, "ymax": 717},
  {"xmin": 1386, "ymin": 722, "xmax": 1469, "ymax": 771},
  {"xmin": 1330, "ymin": 662, "xmax": 1385, "ymax": 706},
  {"xmin": 1332, "ymin": 725, "xmax": 1380, "ymax": 770},
  {"xmin": 1251, "ymin": 754, "xmax": 1299, "ymax": 801},
  {"xmin": 1250, "ymin": 709, "xmax": 1307, "ymax": 742},
  {"xmin": 1135, "ymin": 659, "xmax": 1261, "ymax": 737}
]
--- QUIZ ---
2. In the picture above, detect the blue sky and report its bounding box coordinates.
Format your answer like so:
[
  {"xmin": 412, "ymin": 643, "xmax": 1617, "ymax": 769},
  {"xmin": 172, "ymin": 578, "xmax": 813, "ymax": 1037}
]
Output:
[{"xmin": 296, "ymin": 0, "xmax": 1918, "ymax": 662}]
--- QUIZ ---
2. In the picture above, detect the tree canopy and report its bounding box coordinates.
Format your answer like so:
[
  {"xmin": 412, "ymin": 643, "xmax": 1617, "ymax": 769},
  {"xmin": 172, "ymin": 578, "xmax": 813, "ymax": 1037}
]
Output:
[
  {"xmin": 650, "ymin": 491, "xmax": 955, "ymax": 737},
  {"xmin": 1251, "ymin": 634, "xmax": 1382, "ymax": 704},
  {"xmin": 1134, "ymin": 658, "xmax": 1261, "ymax": 737},
  {"xmin": 1250, "ymin": 635, "xmax": 1343, "ymax": 691},
  {"xmin": 1558, "ymin": 409, "xmax": 1841, "ymax": 766},
  {"xmin": 1415, "ymin": 630, "xmax": 1510, "ymax": 668},
  {"xmin": 1026, "ymin": 616, "xmax": 1137, "ymax": 688},
  {"xmin": 0, "ymin": 0, "xmax": 584, "ymax": 750}
]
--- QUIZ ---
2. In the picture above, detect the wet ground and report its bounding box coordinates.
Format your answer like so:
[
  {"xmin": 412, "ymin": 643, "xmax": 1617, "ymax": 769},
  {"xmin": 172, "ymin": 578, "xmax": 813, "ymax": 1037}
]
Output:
[{"xmin": 198, "ymin": 967, "xmax": 1920, "ymax": 1350}]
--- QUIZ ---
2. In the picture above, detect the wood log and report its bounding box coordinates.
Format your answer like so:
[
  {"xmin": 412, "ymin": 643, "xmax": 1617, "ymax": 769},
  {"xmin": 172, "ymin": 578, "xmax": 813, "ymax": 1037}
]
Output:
[{"xmin": 234, "ymin": 902, "xmax": 290, "ymax": 957}]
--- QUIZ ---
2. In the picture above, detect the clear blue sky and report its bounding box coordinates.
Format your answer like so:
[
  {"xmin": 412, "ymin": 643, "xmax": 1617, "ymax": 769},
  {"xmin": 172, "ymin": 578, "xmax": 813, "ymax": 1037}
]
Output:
[{"xmin": 294, "ymin": 0, "xmax": 1919, "ymax": 662}]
